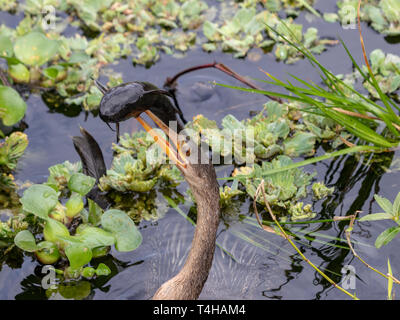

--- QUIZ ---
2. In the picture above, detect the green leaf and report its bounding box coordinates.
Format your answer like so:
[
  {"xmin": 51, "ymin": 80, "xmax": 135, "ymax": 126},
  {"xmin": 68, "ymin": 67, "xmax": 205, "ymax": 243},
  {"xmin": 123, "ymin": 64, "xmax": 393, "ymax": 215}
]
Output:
[
  {"xmin": 0, "ymin": 131, "xmax": 28, "ymax": 170},
  {"xmin": 20, "ymin": 184, "xmax": 59, "ymax": 219},
  {"xmin": 0, "ymin": 35, "xmax": 13, "ymax": 57},
  {"xmin": 65, "ymin": 244, "xmax": 92, "ymax": 270},
  {"xmin": 375, "ymin": 226, "xmax": 400, "ymax": 248},
  {"xmin": 0, "ymin": 85, "xmax": 27, "ymax": 126},
  {"xmin": 101, "ymin": 209, "xmax": 142, "ymax": 252},
  {"xmin": 388, "ymin": 259, "xmax": 394, "ymax": 300},
  {"xmin": 88, "ymin": 199, "xmax": 103, "ymax": 226},
  {"xmin": 91, "ymin": 246, "xmax": 109, "ymax": 258},
  {"xmin": 42, "ymin": 66, "xmax": 59, "ymax": 79},
  {"xmin": 283, "ymin": 132, "xmax": 316, "ymax": 157},
  {"xmin": 35, "ymin": 241, "xmax": 61, "ymax": 264},
  {"xmin": 392, "ymin": 192, "xmax": 400, "ymax": 216},
  {"xmin": 374, "ymin": 194, "xmax": 394, "ymax": 215},
  {"xmin": 381, "ymin": 0, "xmax": 400, "ymax": 23},
  {"xmin": 14, "ymin": 230, "xmax": 37, "ymax": 252},
  {"xmin": 14, "ymin": 32, "xmax": 58, "ymax": 66},
  {"xmin": 203, "ymin": 21, "xmax": 219, "ymax": 41},
  {"xmin": 65, "ymin": 193, "xmax": 84, "ymax": 218},
  {"xmin": 75, "ymin": 226, "xmax": 115, "ymax": 249},
  {"xmin": 95, "ymin": 263, "xmax": 111, "ymax": 276},
  {"xmin": 8, "ymin": 63, "xmax": 30, "ymax": 83},
  {"xmin": 82, "ymin": 267, "xmax": 95, "ymax": 278},
  {"xmin": 323, "ymin": 13, "xmax": 339, "ymax": 23},
  {"xmin": 52, "ymin": 281, "xmax": 91, "ymax": 300},
  {"xmin": 359, "ymin": 212, "xmax": 394, "ymax": 222},
  {"xmin": 68, "ymin": 173, "xmax": 96, "ymax": 196},
  {"xmin": 43, "ymin": 218, "xmax": 70, "ymax": 244},
  {"xmin": 56, "ymin": 234, "xmax": 83, "ymax": 247}
]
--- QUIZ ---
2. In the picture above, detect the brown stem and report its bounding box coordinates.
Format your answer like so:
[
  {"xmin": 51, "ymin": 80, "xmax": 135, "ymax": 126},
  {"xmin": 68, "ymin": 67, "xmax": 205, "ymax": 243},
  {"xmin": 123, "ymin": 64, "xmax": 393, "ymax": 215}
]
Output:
[
  {"xmin": 164, "ymin": 63, "xmax": 217, "ymax": 87},
  {"xmin": 357, "ymin": 0, "xmax": 372, "ymax": 75},
  {"xmin": 0, "ymin": 68, "xmax": 10, "ymax": 87},
  {"xmin": 164, "ymin": 62, "xmax": 283, "ymax": 103},
  {"xmin": 346, "ymin": 213, "xmax": 400, "ymax": 285}
]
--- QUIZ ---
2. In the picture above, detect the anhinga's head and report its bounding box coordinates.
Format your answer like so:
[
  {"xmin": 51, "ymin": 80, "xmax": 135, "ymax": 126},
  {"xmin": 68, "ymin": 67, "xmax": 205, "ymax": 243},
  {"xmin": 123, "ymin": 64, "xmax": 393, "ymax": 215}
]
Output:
[
  {"xmin": 137, "ymin": 110, "xmax": 217, "ymax": 192},
  {"xmin": 94, "ymin": 79, "xmax": 215, "ymax": 189}
]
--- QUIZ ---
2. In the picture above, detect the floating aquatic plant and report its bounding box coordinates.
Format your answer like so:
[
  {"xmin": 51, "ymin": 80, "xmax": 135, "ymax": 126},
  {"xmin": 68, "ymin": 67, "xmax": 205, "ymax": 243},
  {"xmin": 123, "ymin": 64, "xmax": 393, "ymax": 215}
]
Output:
[
  {"xmin": 335, "ymin": 0, "xmax": 400, "ymax": 36},
  {"xmin": 341, "ymin": 49, "xmax": 400, "ymax": 99},
  {"xmin": 234, "ymin": 155, "xmax": 315, "ymax": 208},
  {"xmin": 177, "ymin": 98, "xmax": 347, "ymax": 220},
  {"xmin": 312, "ymin": 182, "xmax": 334, "ymax": 200},
  {"xmin": 108, "ymin": 190, "xmax": 166, "ymax": 223},
  {"xmin": 0, "ymin": 132, "xmax": 28, "ymax": 171},
  {"xmin": 0, "ymin": 214, "xmax": 28, "ymax": 243},
  {"xmin": 99, "ymin": 131, "xmax": 181, "ymax": 193},
  {"xmin": 14, "ymin": 31, "xmax": 58, "ymax": 66},
  {"xmin": 203, "ymin": 8, "xmax": 334, "ymax": 61},
  {"xmin": 0, "ymin": 86, "xmax": 27, "ymax": 128},
  {"xmin": 0, "ymin": 0, "xmax": 329, "ymax": 115},
  {"xmin": 13, "ymin": 172, "xmax": 142, "ymax": 278},
  {"xmin": 187, "ymin": 100, "xmax": 346, "ymax": 165},
  {"xmin": 217, "ymin": 21, "xmax": 400, "ymax": 148},
  {"xmin": 46, "ymin": 161, "xmax": 82, "ymax": 192},
  {"xmin": 0, "ymin": 132, "xmax": 28, "ymax": 209}
]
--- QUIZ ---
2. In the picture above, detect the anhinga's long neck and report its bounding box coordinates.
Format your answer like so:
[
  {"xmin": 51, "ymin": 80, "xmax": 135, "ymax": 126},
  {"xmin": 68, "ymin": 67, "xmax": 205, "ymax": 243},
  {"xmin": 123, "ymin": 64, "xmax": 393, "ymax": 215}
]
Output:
[
  {"xmin": 153, "ymin": 164, "xmax": 220, "ymax": 300},
  {"xmin": 180, "ymin": 175, "xmax": 220, "ymax": 295}
]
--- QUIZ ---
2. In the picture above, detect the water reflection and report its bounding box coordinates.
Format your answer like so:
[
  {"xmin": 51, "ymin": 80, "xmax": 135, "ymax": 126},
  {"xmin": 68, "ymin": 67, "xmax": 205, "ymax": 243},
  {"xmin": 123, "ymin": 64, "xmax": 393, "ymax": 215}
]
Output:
[
  {"xmin": 14, "ymin": 254, "xmax": 143, "ymax": 300},
  {"xmin": 42, "ymin": 90, "xmax": 85, "ymax": 118}
]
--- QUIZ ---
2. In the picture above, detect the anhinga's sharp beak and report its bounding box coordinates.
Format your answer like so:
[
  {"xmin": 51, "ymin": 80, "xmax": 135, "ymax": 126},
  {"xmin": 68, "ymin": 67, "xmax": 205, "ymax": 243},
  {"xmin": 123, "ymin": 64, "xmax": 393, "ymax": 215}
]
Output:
[{"xmin": 136, "ymin": 110, "xmax": 188, "ymax": 169}]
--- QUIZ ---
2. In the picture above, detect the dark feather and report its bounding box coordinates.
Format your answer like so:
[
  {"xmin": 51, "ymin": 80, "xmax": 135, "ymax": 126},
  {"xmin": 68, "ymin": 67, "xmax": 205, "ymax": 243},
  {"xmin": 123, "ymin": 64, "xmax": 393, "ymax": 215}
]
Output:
[
  {"xmin": 72, "ymin": 127, "xmax": 109, "ymax": 209},
  {"xmin": 72, "ymin": 127, "xmax": 107, "ymax": 181}
]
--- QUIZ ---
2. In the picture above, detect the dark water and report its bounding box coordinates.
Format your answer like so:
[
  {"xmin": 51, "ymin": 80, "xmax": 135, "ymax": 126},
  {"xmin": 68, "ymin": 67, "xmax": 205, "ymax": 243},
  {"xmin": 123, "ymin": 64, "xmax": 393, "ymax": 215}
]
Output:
[{"xmin": 1, "ymin": 0, "xmax": 400, "ymax": 300}]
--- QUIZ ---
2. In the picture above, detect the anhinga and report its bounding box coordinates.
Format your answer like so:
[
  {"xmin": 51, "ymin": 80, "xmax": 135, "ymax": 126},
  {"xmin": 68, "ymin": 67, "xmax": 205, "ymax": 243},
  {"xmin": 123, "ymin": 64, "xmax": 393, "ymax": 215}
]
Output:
[
  {"xmin": 75, "ymin": 81, "xmax": 220, "ymax": 299},
  {"xmin": 141, "ymin": 109, "xmax": 220, "ymax": 300}
]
